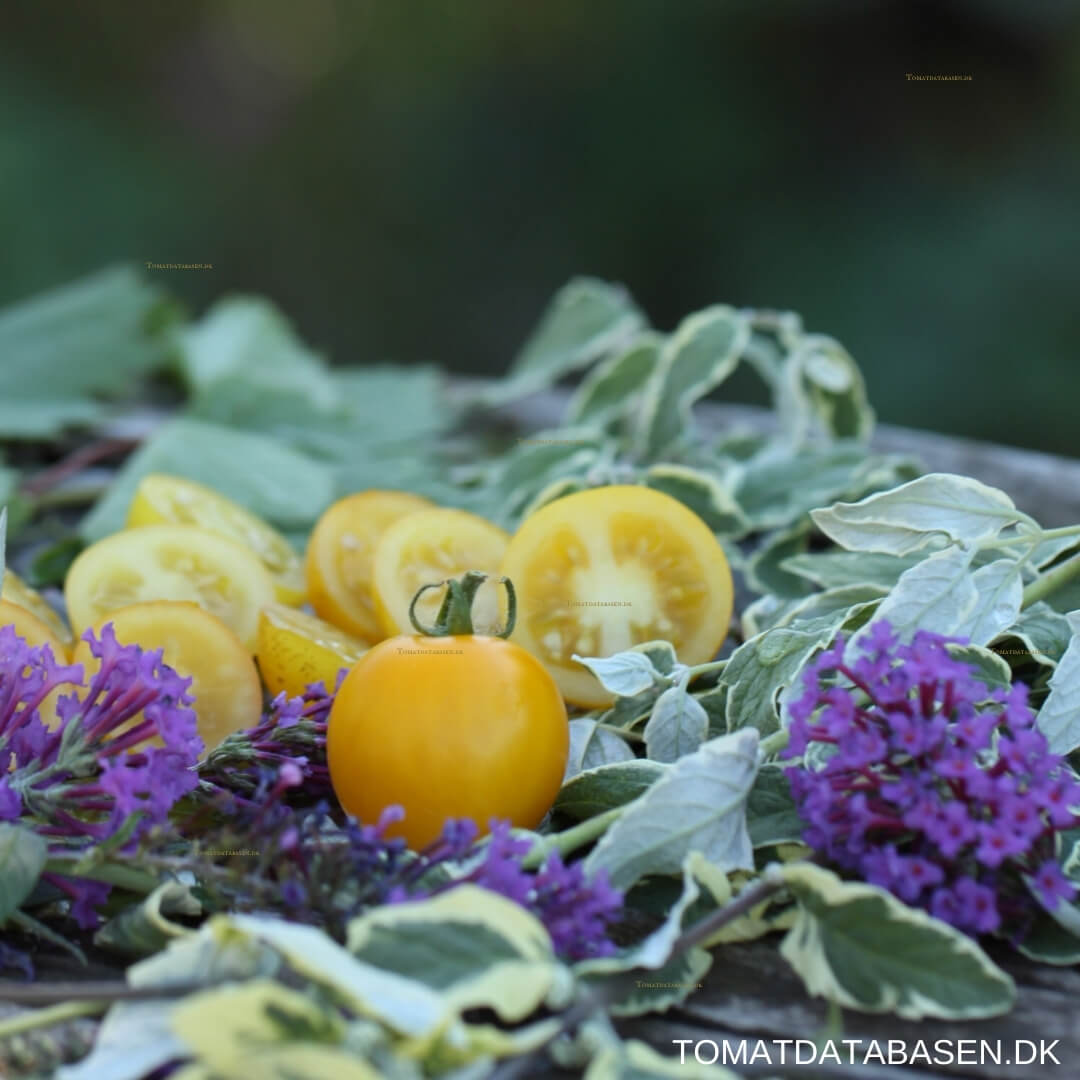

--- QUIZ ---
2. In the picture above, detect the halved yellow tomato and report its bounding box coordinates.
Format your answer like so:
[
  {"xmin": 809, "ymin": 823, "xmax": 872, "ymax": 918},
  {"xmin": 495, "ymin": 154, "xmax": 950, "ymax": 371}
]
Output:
[
  {"xmin": 256, "ymin": 602, "xmax": 367, "ymax": 700},
  {"xmin": 372, "ymin": 509, "xmax": 510, "ymax": 637},
  {"xmin": 305, "ymin": 491, "xmax": 434, "ymax": 642},
  {"xmin": 0, "ymin": 599, "xmax": 73, "ymax": 749},
  {"xmin": 64, "ymin": 525, "xmax": 275, "ymax": 650},
  {"xmin": 499, "ymin": 485, "xmax": 734, "ymax": 707},
  {"xmin": 126, "ymin": 474, "xmax": 306, "ymax": 605},
  {"xmin": 0, "ymin": 599, "xmax": 71, "ymax": 665},
  {"xmin": 72, "ymin": 602, "xmax": 262, "ymax": 756},
  {"xmin": 1, "ymin": 571, "xmax": 74, "ymax": 651}
]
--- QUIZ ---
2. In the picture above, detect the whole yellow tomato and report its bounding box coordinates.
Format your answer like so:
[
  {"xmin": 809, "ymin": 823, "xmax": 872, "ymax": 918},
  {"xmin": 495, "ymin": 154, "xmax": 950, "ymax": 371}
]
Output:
[{"xmin": 327, "ymin": 572, "xmax": 568, "ymax": 850}]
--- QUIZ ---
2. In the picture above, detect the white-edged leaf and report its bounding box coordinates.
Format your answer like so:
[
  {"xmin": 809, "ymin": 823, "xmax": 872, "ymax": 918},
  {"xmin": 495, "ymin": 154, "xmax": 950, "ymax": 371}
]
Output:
[
  {"xmin": 643, "ymin": 680, "xmax": 708, "ymax": 763},
  {"xmin": 781, "ymin": 550, "xmax": 926, "ymax": 590},
  {"xmin": 555, "ymin": 760, "xmax": 667, "ymax": 821},
  {"xmin": 566, "ymin": 333, "xmax": 663, "ymax": 426},
  {"xmin": 956, "ymin": 557, "xmax": 1024, "ymax": 645},
  {"xmin": 998, "ymin": 602, "xmax": 1073, "ymax": 667},
  {"xmin": 55, "ymin": 1000, "xmax": 188, "ymax": 1080},
  {"xmin": 850, "ymin": 544, "xmax": 978, "ymax": 653},
  {"xmin": 777, "ymin": 334, "xmax": 874, "ymax": 443},
  {"xmin": 723, "ymin": 628, "xmax": 828, "ymax": 736},
  {"xmin": 777, "ymin": 862, "xmax": 1015, "ymax": 1020},
  {"xmin": 1036, "ymin": 613, "xmax": 1080, "ymax": 755},
  {"xmin": 584, "ymin": 730, "xmax": 759, "ymax": 889},
  {"xmin": 636, "ymin": 306, "xmax": 749, "ymax": 459},
  {"xmin": 586, "ymin": 1037, "xmax": 741, "ymax": 1079},
  {"xmin": 576, "ymin": 852, "xmax": 714, "ymax": 1017},
  {"xmin": 483, "ymin": 278, "xmax": 645, "ymax": 405},
  {"xmin": 643, "ymin": 464, "xmax": 749, "ymax": 537},
  {"xmin": 571, "ymin": 651, "xmax": 661, "ymax": 698},
  {"xmin": 345, "ymin": 886, "xmax": 565, "ymax": 1023},
  {"xmin": 747, "ymin": 765, "xmax": 805, "ymax": 848},
  {"xmin": 811, "ymin": 473, "xmax": 1028, "ymax": 556},
  {"xmin": 564, "ymin": 719, "xmax": 636, "ymax": 782}
]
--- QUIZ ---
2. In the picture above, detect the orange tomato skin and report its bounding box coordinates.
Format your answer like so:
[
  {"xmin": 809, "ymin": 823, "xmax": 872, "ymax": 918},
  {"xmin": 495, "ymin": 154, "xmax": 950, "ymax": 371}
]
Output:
[{"xmin": 327, "ymin": 634, "xmax": 569, "ymax": 851}]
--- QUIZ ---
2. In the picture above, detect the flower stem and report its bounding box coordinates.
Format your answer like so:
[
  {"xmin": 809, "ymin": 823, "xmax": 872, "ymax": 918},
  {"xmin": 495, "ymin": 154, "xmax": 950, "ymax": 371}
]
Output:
[
  {"xmin": 0, "ymin": 999, "xmax": 105, "ymax": 1040},
  {"xmin": 594, "ymin": 722, "xmax": 644, "ymax": 744},
  {"xmin": 522, "ymin": 807, "xmax": 624, "ymax": 870},
  {"xmin": 1022, "ymin": 551, "xmax": 1080, "ymax": 609},
  {"xmin": 44, "ymin": 857, "xmax": 160, "ymax": 895},
  {"xmin": 758, "ymin": 729, "xmax": 791, "ymax": 758}
]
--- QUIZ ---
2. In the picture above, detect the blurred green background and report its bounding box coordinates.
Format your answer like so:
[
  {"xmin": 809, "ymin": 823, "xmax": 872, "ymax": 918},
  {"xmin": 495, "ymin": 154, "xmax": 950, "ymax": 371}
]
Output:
[{"xmin": 2, "ymin": 0, "xmax": 1078, "ymax": 454}]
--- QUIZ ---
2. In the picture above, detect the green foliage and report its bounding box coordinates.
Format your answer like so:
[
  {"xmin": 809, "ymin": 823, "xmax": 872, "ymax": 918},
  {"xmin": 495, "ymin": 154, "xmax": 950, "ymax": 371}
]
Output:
[
  {"xmin": 4, "ymin": 271, "xmax": 1080, "ymax": 1078},
  {"xmin": 776, "ymin": 863, "xmax": 1015, "ymax": 1020}
]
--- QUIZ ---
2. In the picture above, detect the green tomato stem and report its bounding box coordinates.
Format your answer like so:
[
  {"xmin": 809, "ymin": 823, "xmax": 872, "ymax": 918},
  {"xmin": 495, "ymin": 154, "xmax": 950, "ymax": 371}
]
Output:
[
  {"xmin": 521, "ymin": 806, "xmax": 624, "ymax": 870},
  {"xmin": 0, "ymin": 999, "xmax": 105, "ymax": 1041},
  {"xmin": 1022, "ymin": 551, "xmax": 1080, "ymax": 609},
  {"xmin": 408, "ymin": 571, "xmax": 517, "ymax": 638}
]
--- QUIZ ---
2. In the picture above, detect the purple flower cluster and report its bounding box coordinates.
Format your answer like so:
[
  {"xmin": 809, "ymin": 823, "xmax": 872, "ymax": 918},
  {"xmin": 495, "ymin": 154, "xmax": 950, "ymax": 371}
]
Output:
[
  {"xmin": 1, "ymin": 623, "xmax": 203, "ymax": 927},
  {"xmin": 783, "ymin": 620, "xmax": 1080, "ymax": 938},
  {"xmin": 195, "ymin": 677, "xmax": 340, "ymax": 803},
  {"xmin": 418, "ymin": 819, "xmax": 624, "ymax": 962}
]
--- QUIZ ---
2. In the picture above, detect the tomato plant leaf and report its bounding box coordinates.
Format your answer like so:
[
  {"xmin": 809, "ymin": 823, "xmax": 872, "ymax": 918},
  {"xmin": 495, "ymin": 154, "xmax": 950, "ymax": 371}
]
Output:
[{"xmin": 777, "ymin": 862, "xmax": 1015, "ymax": 1020}]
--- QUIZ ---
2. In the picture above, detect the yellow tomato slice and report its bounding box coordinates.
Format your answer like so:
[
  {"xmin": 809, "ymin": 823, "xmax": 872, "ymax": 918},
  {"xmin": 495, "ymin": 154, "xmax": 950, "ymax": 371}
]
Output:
[
  {"xmin": 64, "ymin": 525, "xmax": 275, "ymax": 650},
  {"xmin": 499, "ymin": 485, "xmax": 734, "ymax": 707},
  {"xmin": 1, "ymin": 570, "xmax": 74, "ymax": 650},
  {"xmin": 127, "ymin": 473, "xmax": 306, "ymax": 606},
  {"xmin": 305, "ymin": 491, "xmax": 434, "ymax": 642},
  {"xmin": 372, "ymin": 508, "xmax": 511, "ymax": 636},
  {"xmin": 72, "ymin": 602, "xmax": 262, "ymax": 757},
  {"xmin": 256, "ymin": 602, "xmax": 367, "ymax": 700},
  {"xmin": 0, "ymin": 600, "xmax": 73, "ymax": 750}
]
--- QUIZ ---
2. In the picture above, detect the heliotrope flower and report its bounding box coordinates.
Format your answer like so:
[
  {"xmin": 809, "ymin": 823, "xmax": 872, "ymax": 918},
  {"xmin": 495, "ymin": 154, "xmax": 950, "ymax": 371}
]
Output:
[
  {"xmin": 782, "ymin": 619, "xmax": 1080, "ymax": 939},
  {"xmin": 1, "ymin": 623, "xmax": 203, "ymax": 928}
]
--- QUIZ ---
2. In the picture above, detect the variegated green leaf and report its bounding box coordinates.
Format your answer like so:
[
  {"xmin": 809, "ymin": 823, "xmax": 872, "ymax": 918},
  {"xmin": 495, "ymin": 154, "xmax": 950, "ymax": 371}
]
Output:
[{"xmin": 777, "ymin": 863, "xmax": 1015, "ymax": 1020}]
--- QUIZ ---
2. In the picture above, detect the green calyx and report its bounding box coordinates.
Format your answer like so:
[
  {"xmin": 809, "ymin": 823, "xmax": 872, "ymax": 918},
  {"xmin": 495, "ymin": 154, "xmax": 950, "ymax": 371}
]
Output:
[{"xmin": 408, "ymin": 570, "xmax": 517, "ymax": 639}]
